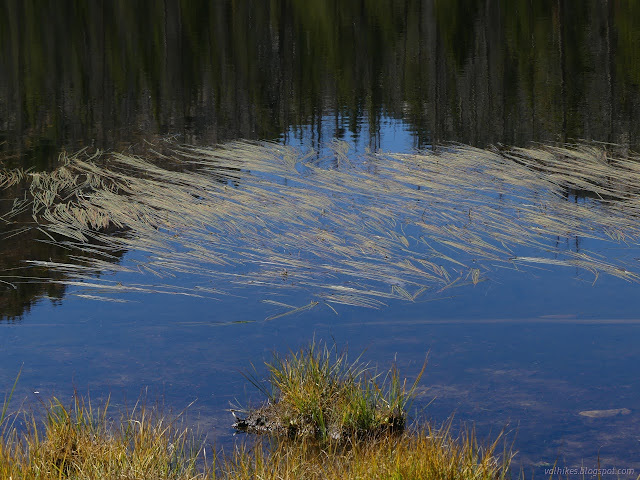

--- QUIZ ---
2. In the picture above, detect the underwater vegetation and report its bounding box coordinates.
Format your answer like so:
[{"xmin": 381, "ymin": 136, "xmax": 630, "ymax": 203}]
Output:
[{"xmin": 2, "ymin": 141, "xmax": 640, "ymax": 314}]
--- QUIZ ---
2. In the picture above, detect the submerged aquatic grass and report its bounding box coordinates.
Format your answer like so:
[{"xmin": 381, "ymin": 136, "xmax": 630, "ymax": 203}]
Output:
[{"xmin": 3, "ymin": 141, "xmax": 640, "ymax": 309}]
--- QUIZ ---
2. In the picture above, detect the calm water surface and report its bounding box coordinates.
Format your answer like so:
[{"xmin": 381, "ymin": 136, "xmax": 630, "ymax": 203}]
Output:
[{"xmin": 2, "ymin": 1, "xmax": 640, "ymax": 476}]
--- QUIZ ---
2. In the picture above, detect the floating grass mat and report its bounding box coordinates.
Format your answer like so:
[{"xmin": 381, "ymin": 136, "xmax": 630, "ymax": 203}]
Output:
[{"xmin": 2, "ymin": 141, "xmax": 640, "ymax": 310}]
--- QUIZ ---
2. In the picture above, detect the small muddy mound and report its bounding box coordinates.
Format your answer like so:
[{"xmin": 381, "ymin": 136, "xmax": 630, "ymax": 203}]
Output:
[{"xmin": 232, "ymin": 401, "xmax": 405, "ymax": 442}]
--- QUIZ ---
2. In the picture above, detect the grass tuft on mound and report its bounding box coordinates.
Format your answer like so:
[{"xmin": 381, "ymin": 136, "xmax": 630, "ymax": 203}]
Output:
[{"xmin": 233, "ymin": 341, "xmax": 425, "ymax": 442}]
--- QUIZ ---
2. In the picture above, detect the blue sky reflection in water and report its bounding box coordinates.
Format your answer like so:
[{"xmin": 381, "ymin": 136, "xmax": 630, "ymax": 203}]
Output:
[{"xmin": 1, "ymin": 117, "xmax": 640, "ymax": 476}]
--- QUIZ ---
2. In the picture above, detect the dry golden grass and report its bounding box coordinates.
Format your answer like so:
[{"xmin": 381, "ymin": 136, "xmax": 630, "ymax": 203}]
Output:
[
  {"xmin": 220, "ymin": 424, "xmax": 513, "ymax": 480},
  {"xmin": 0, "ymin": 395, "xmax": 205, "ymax": 480},
  {"xmin": 3, "ymin": 141, "xmax": 640, "ymax": 308}
]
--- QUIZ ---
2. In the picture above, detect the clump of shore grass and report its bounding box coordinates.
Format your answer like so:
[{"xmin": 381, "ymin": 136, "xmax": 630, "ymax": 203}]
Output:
[
  {"xmin": 221, "ymin": 424, "xmax": 512, "ymax": 480},
  {"xmin": 0, "ymin": 393, "xmax": 205, "ymax": 480},
  {"xmin": 0, "ymin": 397, "xmax": 513, "ymax": 480},
  {"xmin": 233, "ymin": 342, "xmax": 425, "ymax": 441}
]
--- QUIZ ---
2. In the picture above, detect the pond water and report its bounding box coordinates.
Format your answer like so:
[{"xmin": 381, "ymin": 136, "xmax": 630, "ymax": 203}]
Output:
[{"xmin": 2, "ymin": 1, "xmax": 640, "ymax": 477}]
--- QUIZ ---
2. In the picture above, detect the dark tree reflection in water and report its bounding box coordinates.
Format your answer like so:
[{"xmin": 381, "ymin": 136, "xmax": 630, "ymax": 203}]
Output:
[{"xmin": 1, "ymin": 0, "xmax": 640, "ymax": 166}]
